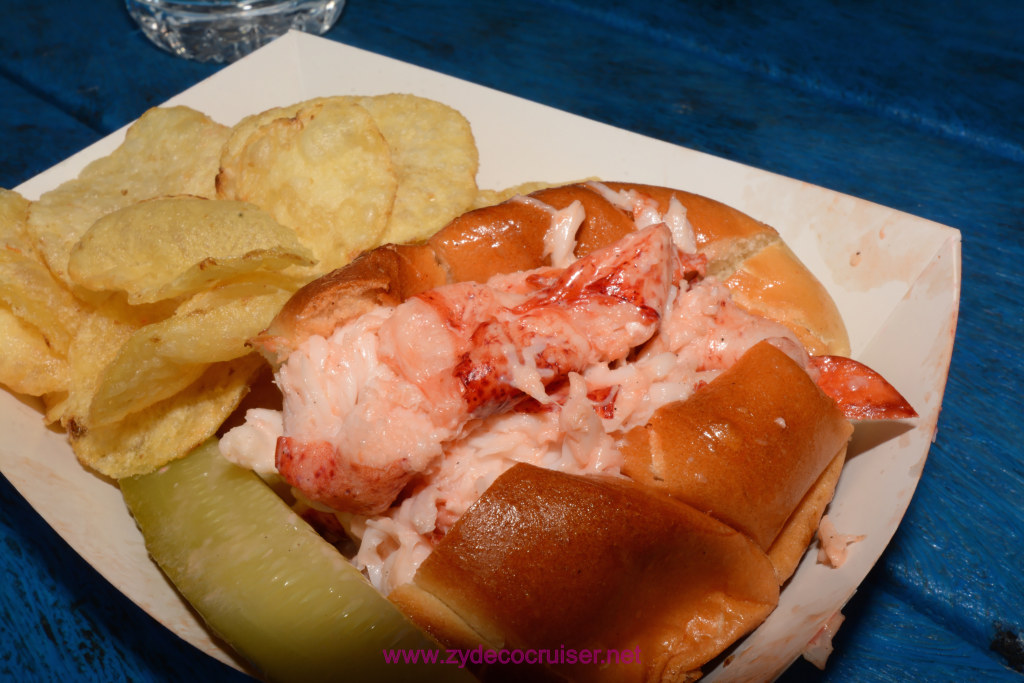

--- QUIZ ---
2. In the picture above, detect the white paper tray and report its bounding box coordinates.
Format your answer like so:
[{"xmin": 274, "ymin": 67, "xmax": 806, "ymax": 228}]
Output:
[{"xmin": 4, "ymin": 31, "xmax": 961, "ymax": 681}]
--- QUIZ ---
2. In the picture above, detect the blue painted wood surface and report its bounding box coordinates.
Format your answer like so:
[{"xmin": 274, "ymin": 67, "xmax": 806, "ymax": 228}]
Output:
[{"xmin": 1, "ymin": 0, "xmax": 1022, "ymax": 680}]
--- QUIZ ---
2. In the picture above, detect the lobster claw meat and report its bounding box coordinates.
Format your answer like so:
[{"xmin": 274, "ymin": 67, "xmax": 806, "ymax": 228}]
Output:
[{"xmin": 809, "ymin": 355, "xmax": 918, "ymax": 420}]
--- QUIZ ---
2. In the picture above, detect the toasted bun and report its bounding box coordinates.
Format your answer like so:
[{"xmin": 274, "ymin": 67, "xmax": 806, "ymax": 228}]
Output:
[
  {"xmin": 768, "ymin": 448, "xmax": 847, "ymax": 584},
  {"xmin": 724, "ymin": 241, "xmax": 849, "ymax": 356},
  {"xmin": 602, "ymin": 183, "xmax": 849, "ymax": 356},
  {"xmin": 390, "ymin": 463, "xmax": 780, "ymax": 683},
  {"xmin": 619, "ymin": 340, "xmax": 853, "ymax": 554},
  {"xmin": 256, "ymin": 242, "xmax": 447, "ymax": 363}
]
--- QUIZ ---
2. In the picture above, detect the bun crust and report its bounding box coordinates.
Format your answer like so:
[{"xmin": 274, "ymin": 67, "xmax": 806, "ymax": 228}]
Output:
[
  {"xmin": 256, "ymin": 242, "xmax": 447, "ymax": 363},
  {"xmin": 602, "ymin": 182, "xmax": 849, "ymax": 356},
  {"xmin": 620, "ymin": 341, "xmax": 852, "ymax": 553},
  {"xmin": 724, "ymin": 241, "xmax": 850, "ymax": 356},
  {"xmin": 392, "ymin": 463, "xmax": 780, "ymax": 683}
]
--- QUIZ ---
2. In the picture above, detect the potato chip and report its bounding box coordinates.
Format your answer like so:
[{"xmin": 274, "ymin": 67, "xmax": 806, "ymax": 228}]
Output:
[
  {"xmin": 88, "ymin": 279, "xmax": 292, "ymax": 426},
  {"xmin": 148, "ymin": 277, "xmax": 294, "ymax": 364},
  {"xmin": 0, "ymin": 307, "xmax": 69, "ymax": 396},
  {"xmin": 42, "ymin": 392, "xmax": 69, "ymax": 426},
  {"xmin": 67, "ymin": 196, "xmax": 314, "ymax": 304},
  {"xmin": 216, "ymin": 97, "xmax": 397, "ymax": 276},
  {"xmin": 0, "ymin": 249, "xmax": 84, "ymax": 354},
  {"xmin": 354, "ymin": 94, "xmax": 478, "ymax": 244},
  {"xmin": 27, "ymin": 106, "xmax": 231, "ymax": 283},
  {"xmin": 70, "ymin": 354, "xmax": 264, "ymax": 479},
  {"xmin": 1, "ymin": 188, "xmax": 85, "ymax": 354},
  {"xmin": 60, "ymin": 306, "xmax": 139, "ymax": 432},
  {"xmin": 0, "ymin": 189, "xmax": 33, "ymax": 250},
  {"xmin": 90, "ymin": 356, "xmax": 206, "ymax": 430}
]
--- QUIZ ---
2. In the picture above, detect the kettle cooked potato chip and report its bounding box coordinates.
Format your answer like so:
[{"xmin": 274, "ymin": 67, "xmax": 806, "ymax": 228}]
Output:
[
  {"xmin": 0, "ymin": 188, "xmax": 32, "ymax": 248},
  {"xmin": 353, "ymin": 94, "xmax": 479, "ymax": 245},
  {"xmin": 67, "ymin": 196, "xmax": 315, "ymax": 304},
  {"xmin": 216, "ymin": 97, "xmax": 398, "ymax": 277},
  {"xmin": 1, "ymin": 189, "xmax": 85, "ymax": 356},
  {"xmin": 88, "ymin": 279, "xmax": 293, "ymax": 426},
  {"xmin": 0, "ymin": 307, "xmax": 70, "ymax": 397},
  {"xmin": 69, "ymin": 355, "xmax": 264, "ymax": 478},
  {"xmin": 26, "ymin": 107, "xmax": 231, "ymax": 284}
]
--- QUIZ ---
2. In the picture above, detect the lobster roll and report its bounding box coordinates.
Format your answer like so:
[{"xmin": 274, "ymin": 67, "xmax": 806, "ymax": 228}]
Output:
[{"xmin": 220, "ymin": 181, "xmax": 916, "ymax": 682}]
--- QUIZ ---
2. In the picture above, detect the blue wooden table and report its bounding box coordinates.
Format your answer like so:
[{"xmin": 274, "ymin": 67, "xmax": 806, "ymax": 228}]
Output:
[{"xmin": 1, "ymin": 1, "xmax": 1022, "ymax": 680}]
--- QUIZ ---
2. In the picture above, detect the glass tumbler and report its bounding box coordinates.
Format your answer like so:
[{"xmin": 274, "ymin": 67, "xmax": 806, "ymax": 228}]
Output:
[{"xmin": 125, "ymin": 0, "xmax": 346, "ymax": 63}]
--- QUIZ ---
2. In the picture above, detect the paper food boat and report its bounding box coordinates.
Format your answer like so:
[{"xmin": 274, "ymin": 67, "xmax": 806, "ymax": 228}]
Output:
[{"xmin": 3, "ymin": 31, "xmax": 961, "ymax": 681}]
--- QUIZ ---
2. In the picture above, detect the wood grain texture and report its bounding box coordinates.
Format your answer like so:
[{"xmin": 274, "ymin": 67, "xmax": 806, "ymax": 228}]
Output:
[
  {"xmin": 0, "ymin": 0, "xmax": 1021, "ymax": 680},
  {"xmin": 0, "ymin": 474, "xmax": 250, "ymax": 682}
]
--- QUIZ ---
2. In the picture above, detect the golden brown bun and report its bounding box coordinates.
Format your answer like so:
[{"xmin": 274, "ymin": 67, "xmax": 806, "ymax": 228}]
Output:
[
  {"xmin": 424, "ymin": 184, "xmax": 636, "ymax": 284},
  {"xmin": 602, "ymin": 183, "xmax": 849, "ymax": 356},
  {"xmin": 255, "ymin": 242, "xmax": 447, "ymax": 363},
  {"xmin": 530, "ymin": 184, "xmax": 637, "ymax": 257},
  {"xmin": 390, "ymin": 463, "xmax": 780, "ymax": 683},
  {"xmin": 426, "ymin": 194, "xmax": 554, "ymax": 283},
  {"xmin": 724, "ymin": 241, "xmax": 849, "ymax": 356},
  {"xmin": 619, "ymin": 341, "xmax": 853, "ymax": 554},
  {"xmin": 768, "ymin": 448, "xmax": 847, "ymax": 584},
  {"xmin": 602, "ymin": 182, "xmax": 776, "ymax": 274}
]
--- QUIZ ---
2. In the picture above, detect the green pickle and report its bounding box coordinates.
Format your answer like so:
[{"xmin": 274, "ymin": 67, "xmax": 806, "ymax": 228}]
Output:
[{"xmin": 120, "ymin": 439, "xmax": 472, "ymax": 683}]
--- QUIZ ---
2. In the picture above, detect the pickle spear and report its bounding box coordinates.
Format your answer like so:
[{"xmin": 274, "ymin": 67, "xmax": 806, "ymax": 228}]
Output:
[{"xmin": 120, "ymin": 439, "xmax": 472, "ymax": 683}]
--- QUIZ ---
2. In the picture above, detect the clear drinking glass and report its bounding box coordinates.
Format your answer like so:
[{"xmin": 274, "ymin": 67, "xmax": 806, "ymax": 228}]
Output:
[{"xmin": 125, "ymin": 0, "xmax": 346, "ymax": 63}]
